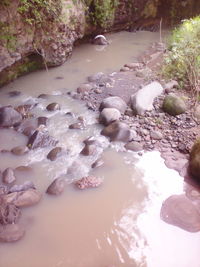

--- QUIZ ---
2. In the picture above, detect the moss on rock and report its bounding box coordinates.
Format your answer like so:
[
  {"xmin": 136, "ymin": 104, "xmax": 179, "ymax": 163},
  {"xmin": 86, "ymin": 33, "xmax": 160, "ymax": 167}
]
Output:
[{"xmin": 162, "ymin": 94, "xmax": 187, "ymax": 116}]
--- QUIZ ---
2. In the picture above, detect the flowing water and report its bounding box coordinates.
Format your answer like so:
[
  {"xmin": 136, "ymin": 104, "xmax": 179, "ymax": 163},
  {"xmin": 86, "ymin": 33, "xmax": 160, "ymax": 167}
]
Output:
[{"xmin": 0, "ymin": 31, "xmax": 199, "ymax": 267}]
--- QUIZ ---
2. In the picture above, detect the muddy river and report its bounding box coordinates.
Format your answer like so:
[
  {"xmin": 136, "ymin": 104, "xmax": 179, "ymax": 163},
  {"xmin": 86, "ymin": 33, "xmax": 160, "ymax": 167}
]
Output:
[{"xmin": 0, "ymin": 31, "xmax": 199, "ymax": 267}]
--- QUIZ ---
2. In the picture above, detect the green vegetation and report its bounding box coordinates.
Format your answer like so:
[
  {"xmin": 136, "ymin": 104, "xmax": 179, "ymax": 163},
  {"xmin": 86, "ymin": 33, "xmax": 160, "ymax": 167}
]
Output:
[
  {"xmin": 17, "ymin": 0, "xmax": 62, "ymax": 26},
  {"xmin": 0, "ymin": 22, "xmax": 17, "ymax": 51},
  {"xmin": 84, "ymin": 0, "xmax": 118, "ymax": 29},
  {"xmin": 163, "ymin": 16, "xmax": 200, "ymax": 97}
]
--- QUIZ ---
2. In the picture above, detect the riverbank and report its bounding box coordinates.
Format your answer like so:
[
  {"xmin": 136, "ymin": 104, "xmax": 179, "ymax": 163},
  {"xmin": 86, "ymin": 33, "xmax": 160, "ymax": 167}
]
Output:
[{"xmin": 74, "ymin": 41, "xmax": 200, "ymax": 181}]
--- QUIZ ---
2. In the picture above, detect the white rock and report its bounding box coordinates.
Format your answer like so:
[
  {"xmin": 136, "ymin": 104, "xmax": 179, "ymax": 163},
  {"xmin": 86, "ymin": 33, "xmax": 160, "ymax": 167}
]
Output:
[
  {"xmin": 131, "ymin": 81, "xmax": 164, "ymax": 115},
  {"xmin": 99, "ymin": 108, "xmax": 121, "ymax": 125}
]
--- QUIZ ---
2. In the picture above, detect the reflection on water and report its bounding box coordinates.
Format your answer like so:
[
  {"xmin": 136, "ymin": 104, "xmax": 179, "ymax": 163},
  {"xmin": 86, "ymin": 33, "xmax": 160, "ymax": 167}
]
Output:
[{"xmin": 0, "ymin": 31, "xmax": 199, "ymax": 267}]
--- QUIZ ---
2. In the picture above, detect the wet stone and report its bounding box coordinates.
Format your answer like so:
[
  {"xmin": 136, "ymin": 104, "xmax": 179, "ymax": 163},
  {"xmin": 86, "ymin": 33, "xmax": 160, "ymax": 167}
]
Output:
[
  {"xmin": 46, "ymin": 178, "xmax": 65, "ymax": 196},
  {"xmin": 100, "ymin": 96, "xmax": 127, "ymax": 114},
  {"xmin": 38, "ymin": 94, "xmax": 49, "ymax": 99},
  {"xmin": 160, "ymin": 195, "xmax": 200, "ymax": 233},
  {"xmin": 9, "ymin": 181, "xmax": 35, "ymax": 193},
  {"xmin": 92, "ymin": 158, "xmax": 104, "ymax": 169},
  {"xmin": 81, "ymin": 144, "xmax": 97, "ymax": 156},
  {"xmin": 88, "ymin": 72, "xmax": 104, "ymax": 82},
  {"xmin": 77, "ymin": 84, "xmax": 93, "ymax": 94},
  {"xmin": 2, "ymin": 168, "xmax": 16, "ymax": 184},
  {"xmin": 0, "ymin": 106, "xmax": 22, "ymax": 127},
  {"xmin": 0, "ymin": 203, "xmax": 21, "ymax": 225},
  {"xmin": 101, "ymin": 121, "xmax": 131, "ymax": 142},
  {"xmin": 0, "ymin": 224, "xmax": 25, "ymax": 243},
  {"xmin": 75, "ymin": 176, "xmax": 103, "ymax": 190},
  {"xmin": 1, "ymin": 149, "xmax": 10, "ymax": 154},
  {"xmin": 69, "ymin": 122, "xmax": 85, "ymax": 130},
  {"xmin": 99, "ymin": 108, "xmax": 121, "ymax": 126},
  {"xmin": 15, "ymin": 118, "xmax": 37, "ymax": 137},
  {"xmin": 15, "ymin": 104, "xmax": 35, "ymax": 118},
  {"xmin": 46, "ymin": 102, "xmax": 60, "ymax": 111},
  {"xmin": 92, "ymin": 35, "xmax": 109, "ymax": 45},
  {"xmin": 8, "ymin": 91, "xmax": 21, "ymax": 97},
  {"xmin": 0, "ymin": 185, "xmax": 8, "ymax": 195},
  {"xmin": 47, "ymin": 147, "xmax": 62, "ymax": 161},
  {"xmin": 11, "ymin": 146, "xmax": 29, "ymax": 156},
  {"xmin": 65, "ymin": 111, "xmax": 74, "ymax": 117},
  {"xmin": 27, "ymin": 130, "xmax": 58, "ymax": 149},
  {"xmin": 83, "ymin": 136, "xmax": 97, "ymax": 145},
  {"xmin": 2, "ymin": 189, "xmax": 42, "ymax": 208},
  {"xmin": 120, "ymin": 67, "xmax": 130, "ymax": 72},
  {"xmin": 38, "ymin": 116, "xmax": 48, "ymax": 126}
]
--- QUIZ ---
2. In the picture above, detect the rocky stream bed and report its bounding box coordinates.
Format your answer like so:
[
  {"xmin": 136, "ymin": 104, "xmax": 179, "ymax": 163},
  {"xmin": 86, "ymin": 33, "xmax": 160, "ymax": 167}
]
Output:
[{"xmin": 0, "ymin": 39, "xmax": 200, "ymax": 248}]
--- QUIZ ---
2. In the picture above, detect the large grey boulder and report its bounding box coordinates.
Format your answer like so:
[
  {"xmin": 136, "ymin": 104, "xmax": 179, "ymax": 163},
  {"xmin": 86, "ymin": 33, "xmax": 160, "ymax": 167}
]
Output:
[
  {"xmin": 99, "ymin": 108, "xmax": 121, "ymax": 126},
  {"xmin": 162, "ymin": 93, "xmax": 187, "ymax": 116},
  {"xmin": 101, "ymin": 121, "xmax": 131, "ymax": 142},
  {"xmin": 0, "ymin": 106, "xmax": 22, "ymax": 127},
  {"xmin": 131, "ymin": 81, "xmax": 164, "ymax": 115},
  {"xmin": 161, "ymin": 195, "xmax": 200, "ymax": 232},
  {"xmin": 100, "ymin": 96, "xmax": 127, "ymax": 114}
]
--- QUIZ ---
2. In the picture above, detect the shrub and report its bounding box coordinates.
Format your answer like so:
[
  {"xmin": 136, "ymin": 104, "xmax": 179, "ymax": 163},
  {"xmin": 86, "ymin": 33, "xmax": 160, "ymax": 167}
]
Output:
[{"xmin": 163, "ymin": 16, "xmax": 200, "ymax": 97}]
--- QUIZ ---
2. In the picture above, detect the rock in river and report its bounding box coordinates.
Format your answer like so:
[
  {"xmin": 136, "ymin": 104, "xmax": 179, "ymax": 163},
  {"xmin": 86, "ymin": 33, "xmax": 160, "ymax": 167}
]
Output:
[
  {"xmin": 38, "ymin": 116, "xmax": 48, "ymax": 126},
  {"xmin": 2, "ymin": 189, "xmax": 42, "ymax": 207},
  {"xmin": 47, "ymin": 147, "xmax": 62, "ymax": 161},
  {"xmin": 75, "ymin": 176, "xmax": 103, "ymax": 190},
  {"xmin": 46, "ymin": 178, "xmax": 65, "ymax": 196},
  {"xmin": 160, "ymin": 195, "xmax": 200, "ymax": 232},
  {"xmin": 0, "ymin": 106, "xmax": 22, "ymax": 127},
  {"xmin": 77, "ymin": 83, "xmax": 93, "ymax": 94},
  {"xmin": 92, "ymin": 35, "xmax": 109, "ymax": 45},
  {"xmin": 101, "ymin": 121, "xmax": 131, "ymax": 142},
  {"xmin": 0, "ymin": 224, "xmax": 25, "ymax": 243},
  {"xmin": 100, "ymin": 96, "xmax": 127, "ymax": 114},
  {"xmin": 27, "ymin": 130, "xmax": 58, "ymax": 149},
  {"xmin": 2, "ymin": 168, "xmax": 16, "ymax": 184},
  {"xmin": 81, "ymin": 143, "xmax": 98, "ymax": 156},
  {"xmin": 99, "ymin": 108, "xmax": 121, "ymax": 126},
  {"xmin": 69, "ymin": 122, "xmax": 85, "ymax": 130},
  {"xmin": 46, "ymin": 102, "xmax": 60, "ymax": 111},
  {"xmin": 11, "ymin": 145, "xmax": 29, "ymax": 156},
  {"xmin": 9, "ymin": 181, "xmax": 35, "ymax": 193},
  {"xmin": 0, "ymin": 202, "xmax": 21, "ymax": 225}
]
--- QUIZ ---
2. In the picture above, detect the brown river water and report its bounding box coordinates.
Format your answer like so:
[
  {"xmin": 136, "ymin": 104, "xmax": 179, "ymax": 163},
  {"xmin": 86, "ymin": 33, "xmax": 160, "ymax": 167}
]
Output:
[{"xmin": 0, "ymin": 31, "xmax": 200, "ymax": 267}]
